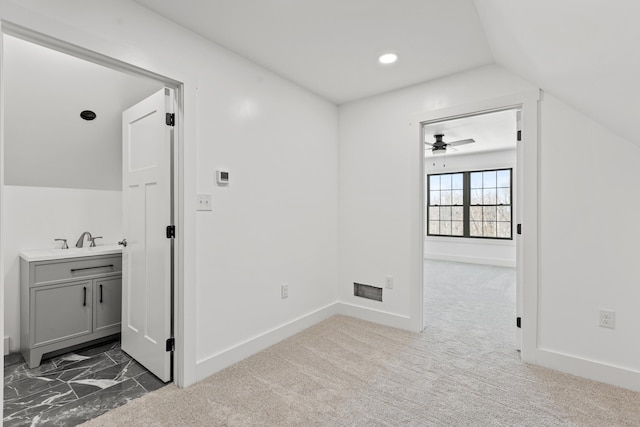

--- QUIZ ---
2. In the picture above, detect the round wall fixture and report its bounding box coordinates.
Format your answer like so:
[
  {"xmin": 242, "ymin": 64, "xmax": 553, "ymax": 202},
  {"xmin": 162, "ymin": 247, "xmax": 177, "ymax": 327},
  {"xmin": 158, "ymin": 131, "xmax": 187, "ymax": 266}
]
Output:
[{"xmin": 80, "ymin": 110, "xmax": 97, "ymax": 121}]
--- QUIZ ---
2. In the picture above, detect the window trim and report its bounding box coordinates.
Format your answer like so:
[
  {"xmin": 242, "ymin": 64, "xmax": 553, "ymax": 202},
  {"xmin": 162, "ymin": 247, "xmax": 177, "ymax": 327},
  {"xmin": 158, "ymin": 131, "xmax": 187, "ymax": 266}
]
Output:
[{"xmin": 426, "ymin": 168, "xmax": 513, "ymax": 240}]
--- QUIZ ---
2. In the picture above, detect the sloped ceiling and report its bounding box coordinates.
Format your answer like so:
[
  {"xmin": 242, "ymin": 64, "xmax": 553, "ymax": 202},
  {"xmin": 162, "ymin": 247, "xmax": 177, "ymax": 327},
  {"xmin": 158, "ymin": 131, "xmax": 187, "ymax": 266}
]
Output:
[
  {"xmin": 132, "ymin": 0, "xmax": 638, "ymax": 146},
  {"xmin": 132, "ymin": 0, "xmax": 494, "ymax": 104},
  {"xmin": 474, "ymin": 0, "xmax": 640, "ymax": 146},
  {"xmin": 3, "ymin": 35, "xmax": 162, "ymax": 190}
]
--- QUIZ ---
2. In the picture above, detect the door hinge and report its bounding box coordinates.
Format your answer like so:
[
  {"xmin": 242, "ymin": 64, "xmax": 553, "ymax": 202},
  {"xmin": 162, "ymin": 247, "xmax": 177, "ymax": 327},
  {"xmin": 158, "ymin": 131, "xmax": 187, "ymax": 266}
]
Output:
[
  {"xmin": 165, "ymin": 337, "xmax": 175, "ymax": 352},
  {"xmin": 166, "ymin": 113, "xmax": 175, "ymax": 127},
  {"xmin": 517, "ymin": 224, "xmax": 522, "ymax": 235},
  {"xmin": 517, "ymin": 317, "xmax": 522, "ymax": 328},
  {"xmin": 166, "ymin": 225, "xmax": 175, "ymax": 239},
  {"xmin": 517, "ymin": 130, "xmax": 522, "ymax": 141}
]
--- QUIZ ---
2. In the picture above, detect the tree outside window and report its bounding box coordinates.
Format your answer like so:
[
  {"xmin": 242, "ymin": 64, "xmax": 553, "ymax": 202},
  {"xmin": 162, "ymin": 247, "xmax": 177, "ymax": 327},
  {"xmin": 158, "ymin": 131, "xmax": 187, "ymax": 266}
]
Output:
[{"xmin": 427, "ymin": 168, "xmax": 512, "ymax": 240}]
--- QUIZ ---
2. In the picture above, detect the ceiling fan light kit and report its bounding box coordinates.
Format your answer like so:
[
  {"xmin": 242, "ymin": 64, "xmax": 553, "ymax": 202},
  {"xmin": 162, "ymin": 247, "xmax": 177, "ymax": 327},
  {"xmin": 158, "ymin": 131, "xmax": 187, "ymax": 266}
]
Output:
[
  {"xmin": 425, "ymin": 133, "xmax": 476, "ymax": 167},
  {"xmin": 424, "ymin": 133, "xmax": 475, "ymax": 153}
]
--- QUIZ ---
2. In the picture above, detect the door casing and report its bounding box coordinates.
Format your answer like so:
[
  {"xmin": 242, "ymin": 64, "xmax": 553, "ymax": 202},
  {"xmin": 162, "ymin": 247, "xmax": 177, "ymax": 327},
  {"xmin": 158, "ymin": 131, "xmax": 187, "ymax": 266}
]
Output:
[
  {"xmin": 411, "ymin": 90, "xmax": 540, "ymax": 364},
  {"xmin": 420, "ymin": 106, "xmax": 521, "ymax": 347}
]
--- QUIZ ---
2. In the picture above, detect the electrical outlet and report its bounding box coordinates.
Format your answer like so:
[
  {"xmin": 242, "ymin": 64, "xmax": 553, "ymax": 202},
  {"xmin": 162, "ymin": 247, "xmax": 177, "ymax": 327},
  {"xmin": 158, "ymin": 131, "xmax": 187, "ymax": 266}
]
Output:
[
  {"xmin": 385, "ymin": 275, "xmax": 393, "ymax": 289},
  {"xmin": 599, "ymin": 309, "xmax": 615, "ymax": 329},
  {"xmin": 281, "ymin": 284, "xmax": 289, "ymax": 299},
  {"xmin": 197, "ymin": 194, "xmax": 212, "ymax": 211}
]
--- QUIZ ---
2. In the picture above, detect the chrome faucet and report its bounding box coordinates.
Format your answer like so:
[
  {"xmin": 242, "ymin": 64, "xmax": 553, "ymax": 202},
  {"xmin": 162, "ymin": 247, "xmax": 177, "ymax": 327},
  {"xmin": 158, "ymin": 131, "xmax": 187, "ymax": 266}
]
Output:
[
  {"xmin": 75, "ymin": 231, "xmax": 93, "ymax": 248},
  {"xmin": 55, "ymin": 239, "xmax": 69, "ymax": 249}
]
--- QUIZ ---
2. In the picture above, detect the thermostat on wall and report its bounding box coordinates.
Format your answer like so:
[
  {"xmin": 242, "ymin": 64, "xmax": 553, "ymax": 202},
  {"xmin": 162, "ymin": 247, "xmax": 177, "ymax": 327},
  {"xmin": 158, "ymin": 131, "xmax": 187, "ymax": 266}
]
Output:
[{"xmin": 216, "ymin": 170, "xmax": 230, "ymax": 186}]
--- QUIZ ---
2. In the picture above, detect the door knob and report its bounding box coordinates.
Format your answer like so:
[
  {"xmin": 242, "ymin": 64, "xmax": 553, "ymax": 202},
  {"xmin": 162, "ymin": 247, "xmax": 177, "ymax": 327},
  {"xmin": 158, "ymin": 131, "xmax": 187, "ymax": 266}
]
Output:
[{"xmin": 118, "ymin": 239, "xmax": 128, "ymax": 247}]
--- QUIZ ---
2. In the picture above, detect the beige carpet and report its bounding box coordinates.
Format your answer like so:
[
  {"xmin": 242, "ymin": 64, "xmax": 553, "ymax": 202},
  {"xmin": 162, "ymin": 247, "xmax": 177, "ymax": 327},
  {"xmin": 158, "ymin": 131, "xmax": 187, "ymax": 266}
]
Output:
[{"xmin": 83, "ymin": 262, "xmax": 640, "ymax": 426}]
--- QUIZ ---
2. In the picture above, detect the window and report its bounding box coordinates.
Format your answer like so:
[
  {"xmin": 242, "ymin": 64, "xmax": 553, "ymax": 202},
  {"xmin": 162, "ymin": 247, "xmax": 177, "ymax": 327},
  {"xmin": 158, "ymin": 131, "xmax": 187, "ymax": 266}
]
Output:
[{"xmin": 427, "ymin": 168, "xmax": 512, "ymax": 240}]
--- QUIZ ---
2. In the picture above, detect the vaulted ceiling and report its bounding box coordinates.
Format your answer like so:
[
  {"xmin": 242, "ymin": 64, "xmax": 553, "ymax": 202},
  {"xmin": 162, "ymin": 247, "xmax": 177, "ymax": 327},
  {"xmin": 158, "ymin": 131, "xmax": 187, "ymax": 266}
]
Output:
[{"xmin": 132, "ymin": 0, "xmax": 639, "ymax": 146}]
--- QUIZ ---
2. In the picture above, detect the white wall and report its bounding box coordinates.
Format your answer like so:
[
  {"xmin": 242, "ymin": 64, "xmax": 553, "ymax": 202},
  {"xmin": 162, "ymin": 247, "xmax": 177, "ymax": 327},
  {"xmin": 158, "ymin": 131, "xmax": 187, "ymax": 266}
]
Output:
[
  {"xmin": 538, "ymin": 94, "xmax": 640, "ymax": 375},
  {"xmin": 193, "ymin": 56, "xmax": 338, "ymax": 369},
  {"xmin": 0, "ymin": 0, "xmax": 339, "ymax": 386},
  {"xmin": 338, "ymin": 65, "xmax": 533, "ymax": 326},
  {"xmin": 424, "ymin": 149, "xmax": 516, "ymax": 267},
  {"xmin": 3, "ymin": 186, "xmax": 122, "ymax": 352},
  {"xmin": 3, "ymin": 35, "xmax": 160, "ymax": 190},
  {"xmin": 338, "ymin": 64, "xmax": 640, "ymax": 389}
]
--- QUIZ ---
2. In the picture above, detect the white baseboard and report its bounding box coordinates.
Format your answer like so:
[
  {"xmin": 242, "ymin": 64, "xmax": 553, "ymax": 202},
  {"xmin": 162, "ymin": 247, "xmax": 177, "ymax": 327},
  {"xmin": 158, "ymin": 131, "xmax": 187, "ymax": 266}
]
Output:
[
  {"xmin": 194, "ymin": 302, "xmax": 640, "ymax": 394},
  {"xmin": 335, "ymin": 302, "xmax": 413, "ymax": 331},
  {"xmin": 531, "ymin": 348, "xmax": 640, "ymax": 392},
  {"xmin": 195, "ymin": 303, "xmax": 338, "ymax": 382},
  {"xmin": 424, "ymin": 253, "xmax": 516, "ymax": 268},
  {"xmin": 195, "ymin": 302, "xmax": 414, "ymax": 383}
]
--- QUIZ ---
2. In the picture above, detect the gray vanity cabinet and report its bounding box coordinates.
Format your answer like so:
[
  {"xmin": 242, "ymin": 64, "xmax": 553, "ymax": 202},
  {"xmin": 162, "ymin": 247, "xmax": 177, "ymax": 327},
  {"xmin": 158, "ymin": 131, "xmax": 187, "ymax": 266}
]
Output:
[
  {"xmin": 31, "ymin": 280, "xmax": 93, "ymax": 348},
  {"xmin": 20, "ymin": 254, "xmax": 122, "ymax": 368},
  {"xmin": 94, "ymin": 276, "xmax": 122, "ymax": 332}
]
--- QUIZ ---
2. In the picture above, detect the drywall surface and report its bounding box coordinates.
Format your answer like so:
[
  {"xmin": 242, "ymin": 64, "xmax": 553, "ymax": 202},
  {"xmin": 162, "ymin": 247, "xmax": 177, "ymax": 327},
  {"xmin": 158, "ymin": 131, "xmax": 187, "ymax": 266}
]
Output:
[
  {"xmin": 339, "ymin": 68, "xmax": 640, "ymax": 387},
  {"xmin": 193, "ymin": 56, "xmax": 338, "ymax": 366},
  {"xmin": 424, "ymin": 149, "xmax": 517, "ymax": 267},
  {"xmin": 0, "ymin": 0, "xmax": 338, "ymax": 385},
  {"xmin": 338, "ymin": 65, "xmax": 533, "ymax": 322},
  {"xmin": 2, "ymin": 186, "xmax": 122, "ymax": 352},
  {"xmin": 3, "ymin": 35, "xmax": 161, "ymax": 190},
  {"xmin": 538, "ymin": 94, "xmax": 640, "ymax": 372},
  {"xmin": 475, "ymin": 0, "xmax": 640, "ymax": 148}
]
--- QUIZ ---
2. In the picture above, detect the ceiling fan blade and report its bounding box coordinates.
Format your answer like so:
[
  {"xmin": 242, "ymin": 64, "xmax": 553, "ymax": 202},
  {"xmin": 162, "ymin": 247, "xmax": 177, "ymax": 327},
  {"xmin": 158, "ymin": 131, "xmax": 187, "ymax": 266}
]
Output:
[{"xmin": 447, "ymin": 138, "xmax": 475, "ymax": 146}]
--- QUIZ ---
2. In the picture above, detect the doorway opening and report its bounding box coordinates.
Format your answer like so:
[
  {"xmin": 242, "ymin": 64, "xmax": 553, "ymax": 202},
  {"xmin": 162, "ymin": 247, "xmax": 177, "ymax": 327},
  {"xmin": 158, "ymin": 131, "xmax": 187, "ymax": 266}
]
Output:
[
  {"xmin": 1, "ymin": 26, "xmax": 183, "ymax": 425},
  {"xmin": 421, "ymin": 108, "xmax": 522, "ymax": 352}
]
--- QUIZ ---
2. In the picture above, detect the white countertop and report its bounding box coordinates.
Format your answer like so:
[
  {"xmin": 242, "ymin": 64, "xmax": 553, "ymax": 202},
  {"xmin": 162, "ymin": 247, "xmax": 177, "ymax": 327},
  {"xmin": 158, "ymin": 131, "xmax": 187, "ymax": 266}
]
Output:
[{"xmin": 19, "ymin": 245, "xmax": 123, "ymax": 262}]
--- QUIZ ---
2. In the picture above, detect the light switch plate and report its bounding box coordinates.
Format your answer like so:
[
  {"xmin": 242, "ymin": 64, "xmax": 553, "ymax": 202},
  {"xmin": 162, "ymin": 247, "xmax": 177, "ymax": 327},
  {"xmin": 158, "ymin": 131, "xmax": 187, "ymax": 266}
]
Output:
[{"xmin": 197, "ymin": 194, "xmax": 212, "ymax": 211}]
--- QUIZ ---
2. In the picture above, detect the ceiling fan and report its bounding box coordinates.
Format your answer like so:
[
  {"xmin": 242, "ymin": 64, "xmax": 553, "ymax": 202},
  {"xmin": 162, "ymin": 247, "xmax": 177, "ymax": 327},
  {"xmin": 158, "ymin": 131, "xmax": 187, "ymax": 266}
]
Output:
[{"xmin": 425, "ymin": 134, "xmax": 475, "ymax": 153}]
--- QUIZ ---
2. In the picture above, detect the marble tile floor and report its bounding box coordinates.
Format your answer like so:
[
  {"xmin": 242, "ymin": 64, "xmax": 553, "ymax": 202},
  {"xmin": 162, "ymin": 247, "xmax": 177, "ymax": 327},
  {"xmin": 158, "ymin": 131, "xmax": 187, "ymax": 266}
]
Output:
[{"xmin": 3, "ymin": 339, "xmax": 167, "ymax": 426}]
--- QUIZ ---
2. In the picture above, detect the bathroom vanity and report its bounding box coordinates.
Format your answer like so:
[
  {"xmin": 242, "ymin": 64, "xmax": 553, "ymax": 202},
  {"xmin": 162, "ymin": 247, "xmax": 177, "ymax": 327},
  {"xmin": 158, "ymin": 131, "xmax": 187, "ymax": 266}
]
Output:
[{"xmin": 19, "ymin": 246, "xmax": 123, "ymax": 368}]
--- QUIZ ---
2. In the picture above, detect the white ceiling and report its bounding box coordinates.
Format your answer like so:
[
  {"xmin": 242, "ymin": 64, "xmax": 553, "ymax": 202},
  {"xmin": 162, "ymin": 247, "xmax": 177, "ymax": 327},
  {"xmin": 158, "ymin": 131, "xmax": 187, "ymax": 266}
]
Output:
[
  {"xmin": 423, "ymin": 109, "xmax": 517, "ymax": 157},
  {"xmin": 132, "ymin": 0, "xmax": 494, "ymax": 104},
  {"xmin": 132, "ymin": 0, "xmax": 640, "ymax": 147},
  {"xmin": 476, "ymin": 0, "xmax": 640, "ymax": 146}
]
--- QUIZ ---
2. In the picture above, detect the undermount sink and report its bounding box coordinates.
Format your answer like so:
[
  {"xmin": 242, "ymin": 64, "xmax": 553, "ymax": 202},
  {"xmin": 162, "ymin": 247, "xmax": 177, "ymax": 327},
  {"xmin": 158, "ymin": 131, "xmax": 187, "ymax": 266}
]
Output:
[{"xmin": 19, "ymin": 244, "xmax": 123, "ymax": 262}]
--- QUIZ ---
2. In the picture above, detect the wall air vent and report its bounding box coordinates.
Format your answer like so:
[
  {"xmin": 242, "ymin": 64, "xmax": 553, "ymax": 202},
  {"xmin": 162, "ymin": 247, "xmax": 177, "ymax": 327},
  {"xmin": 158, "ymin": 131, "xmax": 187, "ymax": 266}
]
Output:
[{"xmin": 353, "ymin": 282, "xmax": 382, "ymax": 302}]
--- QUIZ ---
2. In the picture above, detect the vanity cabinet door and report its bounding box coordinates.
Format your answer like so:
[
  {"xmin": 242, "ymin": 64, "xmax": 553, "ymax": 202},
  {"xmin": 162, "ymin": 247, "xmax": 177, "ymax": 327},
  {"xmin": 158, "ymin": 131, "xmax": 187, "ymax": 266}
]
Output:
[
  {"xmin": 94, "ymin": 276, "xmax": 122, "ymax": 332},
  {"xmin": 32, "ymin": 281, "xmax": 92, "ymax": 347}
]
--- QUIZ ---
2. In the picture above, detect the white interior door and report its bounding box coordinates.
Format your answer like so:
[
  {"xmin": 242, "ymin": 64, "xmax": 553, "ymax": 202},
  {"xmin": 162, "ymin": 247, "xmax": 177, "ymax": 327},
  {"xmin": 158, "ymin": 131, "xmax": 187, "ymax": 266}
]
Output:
[{"xmin": 121, "ymin": 88, "xmax": 173, "ymax": 382}]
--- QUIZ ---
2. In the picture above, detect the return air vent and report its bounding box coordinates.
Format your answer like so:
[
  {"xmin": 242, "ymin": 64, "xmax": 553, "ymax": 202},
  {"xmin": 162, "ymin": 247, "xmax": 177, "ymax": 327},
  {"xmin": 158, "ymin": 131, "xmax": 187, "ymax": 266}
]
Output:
[{"xmin": 353, "ymin": 283, "xmax": 382, "ymax": 302}]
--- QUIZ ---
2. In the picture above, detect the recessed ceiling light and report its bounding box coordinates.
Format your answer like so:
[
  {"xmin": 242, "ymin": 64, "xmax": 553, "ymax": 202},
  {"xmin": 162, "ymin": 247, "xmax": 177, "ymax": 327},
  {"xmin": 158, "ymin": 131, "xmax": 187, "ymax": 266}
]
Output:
[
  {"xmin": 378, "ymin": 53, "xmax": 398, "ymax": 65},
  {"xmin": 80, "ymin": 110, "xmax": 96, "ymax": 121}
]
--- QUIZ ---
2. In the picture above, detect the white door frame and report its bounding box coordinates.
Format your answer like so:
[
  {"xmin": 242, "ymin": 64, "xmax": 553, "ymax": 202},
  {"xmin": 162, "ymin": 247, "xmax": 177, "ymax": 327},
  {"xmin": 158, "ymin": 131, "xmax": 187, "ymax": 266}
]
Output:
[
  {"xmin": 0, "ymin": 22, "xmax": 186, "ymax": 387},
  {"xmin": 411, "ymin": 90, "xmax": 540, "ymax": 362}
]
